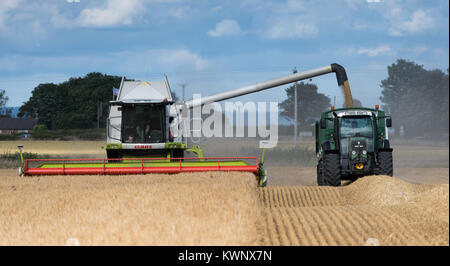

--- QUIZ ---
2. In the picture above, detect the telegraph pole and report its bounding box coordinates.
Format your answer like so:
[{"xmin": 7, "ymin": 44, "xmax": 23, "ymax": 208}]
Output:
[
  {"xmin": 179, "ymin": 84, "xmax": 187, "ymax": 102},
  {"xmin": 293, "ymin": 67, "xmax": 298, "ymax": 144}
]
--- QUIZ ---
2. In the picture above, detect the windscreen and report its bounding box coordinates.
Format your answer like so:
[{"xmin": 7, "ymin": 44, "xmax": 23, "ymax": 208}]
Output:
[
  {"xmin": 122, "ymin": 105, "xmax": 165, "ymax": 143},
  {"xmin": 339, "ymin": 116, "xmax": 374, "ymax": 153}
]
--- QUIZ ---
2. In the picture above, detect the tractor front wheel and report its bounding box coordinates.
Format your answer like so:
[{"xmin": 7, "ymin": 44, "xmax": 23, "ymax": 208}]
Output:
[
  {"xmin": 378, "ymin": 151, "xmax": 393, "ymax": 176},
  {"xmin": 321, "ymin": 153, "xmax": 341, "ymax": 186}
]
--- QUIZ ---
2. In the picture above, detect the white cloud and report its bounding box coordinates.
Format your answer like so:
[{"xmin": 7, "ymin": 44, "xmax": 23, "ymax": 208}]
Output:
[
  {"xmin": 0, "ymin": 0, "xmax": 20, "ymax": 29},
  {"xmin": 265, "ymin": 17, "xmax": 318, "ymax": 39},
  {"xmin": 0, "ymin": 0, "xmax": 20, "ymax": 10},
  {"xmin": 77, "ymin": 0, "xmax": 144, "ymax": 27},
  {"xmin": 211, "ymin": 6, "xmax": 222, "ymax": 12},
  {"xmin": 388, "ymin": 9, "xmax": 435, "ymax": 36},
  {"xmin": 208, "ymin": 19, "xmax": 245, "ymax": 37},
  {"xmin": 283, "ymin": 0, "xmax": 305, "ymax": 13},
  {"xmin": 0, "ymin": 49, "xmax": 213, "ymax": 74},
  {"xmin": 351, "ymin": 24, "xmax": 368, "ymax": 31},
  {"xmin": 400, "ymin": 10, "xmax": 434, "ymax": 33},
  {"xmin": 344, "ymin": 0, "xmax": 364, "ymax": 10},
  {"xmin": 249, "ymin": 1, "xmax": 317, "ymax": 39},
  {"xmin": 0, "ymin": 1, "xmax": 52, "ymax": 41},
  {"xmin": 153, "ymin": 49, "xmax": 212, "ymax": 70},
  {"xmin": 356, "ymin": 45, "xmax": 394, "ymax": 57},
  {"xmin": 409, "ymin": 46, "xmax": 428, "ymax": 54},
  {"xmin": 170, "ymin": 7, "xmax": 185, "ymax": 19}
]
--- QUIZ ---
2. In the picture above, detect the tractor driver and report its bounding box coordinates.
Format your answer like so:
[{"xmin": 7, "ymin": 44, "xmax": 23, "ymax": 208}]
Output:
[{"xmin": 135, "ymin": 107, "xmax": 152, "ymax": 142}]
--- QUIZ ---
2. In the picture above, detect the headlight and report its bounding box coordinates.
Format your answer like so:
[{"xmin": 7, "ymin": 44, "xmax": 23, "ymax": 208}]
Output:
[
  {"xmin": 362, "ymin": 150, "xmax": 367, "ymax": 155},
  {"xmin": 352, "ymin": 150, "xmax": 356, "ymax": 155}
]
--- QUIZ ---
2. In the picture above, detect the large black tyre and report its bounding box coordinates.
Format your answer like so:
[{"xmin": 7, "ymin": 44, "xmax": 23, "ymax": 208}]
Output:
[
  {"xmin": 378, "ymin": 151, "xmax": 393, "ymax": 176},
  {"xmin": 322, "ymin": 153, "xmax": 341, "ymax": 186},
  {"xmin": 106, "ymin": 149, "xmax": 122, "ymax": 163},
  {"xmin": 259, "ymin": 168, "xmax": 268, "ymax": 187},
  {"xmin": 317, "ymin": 160, "xmax": 325, "ymax": 186},
  {"xmin": 171, "ymin": 149, "xmax": 184, "ymax": 161}
]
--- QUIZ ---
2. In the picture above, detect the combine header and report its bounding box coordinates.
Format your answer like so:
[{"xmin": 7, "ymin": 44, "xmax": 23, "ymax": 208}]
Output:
[
  {"xmin": 19, "ymin": 63, "xmax": 355, "ymax": 187},
  {"xmin": 20, "ymin": 151, "xmax": 268, "ymax": 186},
  {"xmin": 22, "ymin": 157, "xmax": 259, "ymax": 176}
]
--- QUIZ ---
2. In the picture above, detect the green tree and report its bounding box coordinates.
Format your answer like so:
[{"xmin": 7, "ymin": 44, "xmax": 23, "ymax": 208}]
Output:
[
  {"xmin": 280, "ymin": 82, "xmax": 331, "ymax": 126},
  {"xmin": 19, "ymin": 73, "xmax": 122, "ymax": 129},
  {"xmin": 0, "ymin": 90, "xmax": 12, "ymax": 117},
  {"xmin": 380, "ymin": 59, "xmax": 449, "ymax": 138}
]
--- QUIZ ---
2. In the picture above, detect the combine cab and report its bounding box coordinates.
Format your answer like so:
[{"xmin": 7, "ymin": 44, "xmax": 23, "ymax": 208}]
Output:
[
  {"xmin": 106, "ymin": 77, "xmax": 186, "ymax": 159},
  {"xmin": 315, "ymin": 106, "xmax": 393, "ymax": 186}
]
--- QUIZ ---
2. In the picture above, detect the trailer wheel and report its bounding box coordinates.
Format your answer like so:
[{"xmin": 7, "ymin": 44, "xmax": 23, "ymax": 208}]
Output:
[
  {"xmin": 378, "ymin": 151, "xmax": 393, "ymax": 176},
  {"xmin": 317, "ymin": 160, "xmax": 325, "ymax": 186},
  {"xmin": 322, "ymin": 153, "xmax": 341, "ymax": 186}
]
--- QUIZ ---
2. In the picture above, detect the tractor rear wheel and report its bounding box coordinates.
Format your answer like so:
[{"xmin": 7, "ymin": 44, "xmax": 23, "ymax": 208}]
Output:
[
  {"xmin": 322, "ymin": 153, "xmax": 341, "ymax": 186},
  {"xmin": 378, "ymin": 151, "xmax": 393, "ymax": 176}
]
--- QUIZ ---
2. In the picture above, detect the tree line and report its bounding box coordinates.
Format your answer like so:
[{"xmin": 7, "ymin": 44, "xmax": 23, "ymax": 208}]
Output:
[
  {"xmin": 18, "ymin": 73, "xmax": 122, "ymax": 129},
  {"xmin": 0, "ymin": 90, "xmax": 12, "ymax": 117},
  {"xmin": 279, "ymin": 59, "xmax": 448, "ymax": 138},
  {"xmin": 380, "ymin": 59, "xmax": 448, "ymax": 138},
  {"xmin": 0, "ymin": 59, "xmax": 446, "ymax": 138}
]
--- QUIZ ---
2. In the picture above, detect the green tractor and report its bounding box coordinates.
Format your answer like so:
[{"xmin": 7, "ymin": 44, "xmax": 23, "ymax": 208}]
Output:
[{"xmin": 315, "ymin": 106, "xmax": 393, "ymax": 186}]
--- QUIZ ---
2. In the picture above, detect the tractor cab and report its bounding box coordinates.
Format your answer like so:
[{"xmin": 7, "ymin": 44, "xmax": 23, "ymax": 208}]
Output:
[{"xmin": 336, "ymin": 111, "xmax": 376, "ymax": 174}]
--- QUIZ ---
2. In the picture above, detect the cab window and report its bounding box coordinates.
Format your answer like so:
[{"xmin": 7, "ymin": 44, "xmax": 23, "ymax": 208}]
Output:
[{"xmin": 122, "ymin": 105, "xmax": 165, "ymax": 143}]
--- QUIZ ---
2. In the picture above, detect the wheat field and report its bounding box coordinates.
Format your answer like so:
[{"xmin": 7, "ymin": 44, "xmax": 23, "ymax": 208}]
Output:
[
  {"xmin": 0, "ymin": 140, "xmax": 105, "ymax": 156},
  {"xmin": 0, "ymin": 170, "xmax": 263, "ymax": 245},
  {"xmin": 0, "ymin": 169, "xmax": 448, "ymax": 246},
  {"xmin": 260, "ymin": 176, "xmax": 449, "ymax": 245}
]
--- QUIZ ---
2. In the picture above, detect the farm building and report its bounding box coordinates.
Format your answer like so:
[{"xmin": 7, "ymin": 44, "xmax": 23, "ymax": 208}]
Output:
[{"xmin": 0, "ymin": 117, "xmax": 39, "ymax": 135}]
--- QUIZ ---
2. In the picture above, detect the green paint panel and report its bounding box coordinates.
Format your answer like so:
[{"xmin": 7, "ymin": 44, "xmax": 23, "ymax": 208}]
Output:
[{"xmin": 37, "ymin": 160, "xmax": 249, "ymax": 169}]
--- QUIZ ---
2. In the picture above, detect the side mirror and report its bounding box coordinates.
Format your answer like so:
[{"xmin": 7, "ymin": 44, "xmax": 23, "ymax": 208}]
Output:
[
  {"xmin": 386, "ymin": 118, "xmax": 392, "ymax": 128},
  {"xmin": 320, "ymin": 119, "xmax": 326, "ymax": 129}
]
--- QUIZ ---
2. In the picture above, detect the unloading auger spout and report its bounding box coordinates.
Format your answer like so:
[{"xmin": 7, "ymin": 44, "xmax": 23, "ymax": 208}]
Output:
[{"xmin": 185, "ymin": 63, "xmax": 354, "ymax": 108}]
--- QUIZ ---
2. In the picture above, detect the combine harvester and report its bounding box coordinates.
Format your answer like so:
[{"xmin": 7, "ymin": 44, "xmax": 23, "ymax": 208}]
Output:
[{"xmin": 20, "ymin": 63, "xmax": 365, "ymax": 186}]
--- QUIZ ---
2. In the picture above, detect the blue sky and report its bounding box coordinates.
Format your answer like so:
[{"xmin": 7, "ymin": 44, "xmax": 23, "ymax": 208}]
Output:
[{"xmin": 0, "ymin": 0, "xmax": 448, "ymax": 108}]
